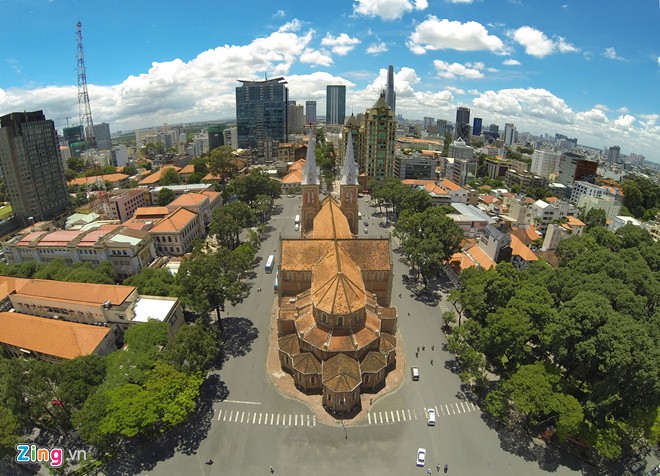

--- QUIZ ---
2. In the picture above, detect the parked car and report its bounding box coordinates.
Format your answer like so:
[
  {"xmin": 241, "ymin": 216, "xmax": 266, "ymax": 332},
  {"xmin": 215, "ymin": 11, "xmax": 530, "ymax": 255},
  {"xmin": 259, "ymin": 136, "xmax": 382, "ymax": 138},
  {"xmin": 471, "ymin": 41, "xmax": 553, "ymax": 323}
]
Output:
[
  {"xmin": 427, "ymin": 408, "xmax": 436, "ymax": 426},
  {"xmin": 411, "ymin": 367, "xmax": 419, "ymax": 381},
  {"xmin": 416, "ymin": 448, "xmax": 426, "ymax": 467}
]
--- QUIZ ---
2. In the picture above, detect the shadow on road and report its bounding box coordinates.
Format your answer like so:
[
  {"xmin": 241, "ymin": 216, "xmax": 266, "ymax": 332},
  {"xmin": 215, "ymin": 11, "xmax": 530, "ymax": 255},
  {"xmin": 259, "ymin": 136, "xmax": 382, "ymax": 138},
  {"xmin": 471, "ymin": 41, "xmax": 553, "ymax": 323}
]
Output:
[{"xmin": 217, "ymin": 316, "xmax": 259, "ymax": 366}]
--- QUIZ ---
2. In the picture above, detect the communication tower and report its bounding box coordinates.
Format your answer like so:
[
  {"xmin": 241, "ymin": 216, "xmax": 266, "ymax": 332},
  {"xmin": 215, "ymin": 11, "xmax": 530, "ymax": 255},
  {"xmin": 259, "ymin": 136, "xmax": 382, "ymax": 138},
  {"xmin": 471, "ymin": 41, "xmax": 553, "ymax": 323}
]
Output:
[{"xmin": 76, "ymin": 21, "xmax": 96, "ymax": 149}]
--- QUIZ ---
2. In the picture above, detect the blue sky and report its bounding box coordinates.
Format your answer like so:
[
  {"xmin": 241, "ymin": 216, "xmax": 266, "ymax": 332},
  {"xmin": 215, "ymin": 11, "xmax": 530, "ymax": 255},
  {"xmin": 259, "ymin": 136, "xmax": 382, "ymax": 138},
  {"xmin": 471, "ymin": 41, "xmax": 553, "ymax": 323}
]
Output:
[{"xmin": 0, "ymin": 0, "xmax": 658, "ymax": 159}]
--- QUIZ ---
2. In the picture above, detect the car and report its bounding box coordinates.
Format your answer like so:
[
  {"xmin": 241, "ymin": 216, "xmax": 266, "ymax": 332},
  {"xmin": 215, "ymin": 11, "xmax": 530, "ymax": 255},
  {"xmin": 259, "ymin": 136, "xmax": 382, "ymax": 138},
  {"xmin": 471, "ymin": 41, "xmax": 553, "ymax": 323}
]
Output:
[
  {"xmin": 411, "ymin": 367, "xmax": 419, "ymax": 381},
  {"xmin": 363, "ymin": 227, "xmax": 368, "ymax": 234},
  {"xmin": 630, "ymin": 460, "xmax": 647, "ymax": 474},
  {"xmin": 364, "ymin": 220, "xmax": 369, "ymax": 226},
  {"xmin": 294, "ymin": 223, "xmax": 300, "ymax": 231},
  {"xmin": 416, "ymin": 448, "xmax": 426, "ymax": 467},
  {"xmin": 427, "ymin": 408, "xmax": 436, "ymax": 426},
  {"xmin": 287, "ymin": 194, "xmax": 294, "ymax": 198}
]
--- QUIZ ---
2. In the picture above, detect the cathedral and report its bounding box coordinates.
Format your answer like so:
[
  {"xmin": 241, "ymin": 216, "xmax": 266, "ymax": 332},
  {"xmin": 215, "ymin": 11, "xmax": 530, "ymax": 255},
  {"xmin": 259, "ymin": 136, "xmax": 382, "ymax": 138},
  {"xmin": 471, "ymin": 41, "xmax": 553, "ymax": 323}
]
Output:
[{"xmin": 276, "ymin": 132, "xmax": 398, "ymax": 416}]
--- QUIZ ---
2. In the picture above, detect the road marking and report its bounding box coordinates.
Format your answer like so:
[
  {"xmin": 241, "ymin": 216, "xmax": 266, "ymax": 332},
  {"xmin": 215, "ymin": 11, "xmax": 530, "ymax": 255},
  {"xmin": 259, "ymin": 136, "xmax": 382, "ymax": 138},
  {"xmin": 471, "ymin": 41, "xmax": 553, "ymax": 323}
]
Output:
[
  {"xmin": 252, "ymin": 413, "xmax": 257, "ymax": 424},
  {"xmin": 223, "ymin": 400, "xmax": 262, "ymax": 405},
  {"xmin": 445, "ymin": 404, "xmax": 450, "ymax": 415},
  {"xmin": 270, "ymin": 413, "xmax": 274, "ymax": 425},
  {"xmin": 407, "ymin": 409, "xmax": 412, "ymax": 420},
  {"xmin": 390, "ymin": 411, "xmax": 395, "ymax": 422},
  {"xmin": 313, "ymin": 416, "xmax": 316, "ymax": 427},
  {"xmin": 413, "ymin": 410, "xmax": 418, "ymax": 420},
  {"xmin": 288, "ymin": 414, "xmax": 292, "ymax": 426},
  {"xmin": 461, "ymin": 402, "xmax": 467, "ymax": 413},
  {"xmin": 240, "ymin": 411, "xmax": 245, "ymax": 422},
  {"xmin": 379, "ymin": 413, "xmax": 383, "ymax": 424},
  {"xmin": 295, "ymin": 414, "xmax": 298, "ymax": 426},
  {"xmin": 258, "ymin": 413, "xmax": 262, "ymax": 425},
  {"xmin": 277, "ymin": 414, "xmax": 280, "ymax": 426},
  {"xmin": 368, "ymin": 413, "xmax": 372, "ymax": 424},
  {"xmin": 471, "ymin": 402, "xmax": 477, "ymax": 411},
  {"xmin": 217, "ymin": 410, "xmax": 222, "ymax": 421},
  {"xmin": 384, "ymin": 412, "xmax": 389, "ymax": 423},
  {"xmin": 435, "ymin": 406, "xmax": 439, "ymax": 416}
]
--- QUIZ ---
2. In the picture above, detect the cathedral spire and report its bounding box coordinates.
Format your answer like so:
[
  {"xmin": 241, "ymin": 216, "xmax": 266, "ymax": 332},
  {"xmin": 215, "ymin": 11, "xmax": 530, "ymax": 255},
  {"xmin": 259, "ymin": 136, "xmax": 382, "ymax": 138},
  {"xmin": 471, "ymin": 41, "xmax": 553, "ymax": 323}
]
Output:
[
  {"xmin": 302, "ymin": 129, "xmax": 319, "ymax": 185},
  {"xmin": 341, "ymin": 131, "xmax": 358, "ymax": 185}
]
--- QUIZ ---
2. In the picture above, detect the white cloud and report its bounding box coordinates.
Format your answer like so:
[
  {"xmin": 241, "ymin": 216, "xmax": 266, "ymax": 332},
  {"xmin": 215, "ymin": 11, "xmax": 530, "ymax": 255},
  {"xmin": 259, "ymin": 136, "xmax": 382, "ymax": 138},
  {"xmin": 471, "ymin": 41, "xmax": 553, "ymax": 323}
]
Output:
[
  {"xmin": 300, "ymin": 49, "xmax": 333, "ymax": 66},
  {"xmin": 639, "ymin": 114, "xmax": 659, "ymax": 126},
  {"xmin": 445, "ymin": 86, "xmax": 466, "ymax": 94},
  {"xmin": 617, "ymin": 107, "xmax": 629, "ymax": 114},
  {"xmin": 602, "ymin": 47, "xmax": 625, "ymax": 61},
  {"xmin": 502, "ymin": 58, "xmax": 521, "ymax": 66},
  {"xmin": 613, "ymin": 114, "xmax": 636, "ymax": 130},
  {"xmin": 353, "ymin": 0, "xmax": 426, "ymax": 20},
  {"xmin": 473, "ymin": 87, "xmax": 575, "ymax": 123},
  {"xmin": 366, "ymin": 66, "xmax": 420, "ymax": 97},
  {"xmin": 407, "ymin": 16, "xmax": 506, "ymax": 54},
  {"xmin": 433, "ymin": 60, "xmax": 484, "ymax": 79},
  {"xmin": 467, "ymin": 89, "xmax": 480, "ymax": 95},
  {"xmin": 274, "ymin": 10, "xmax": 286, "ymax": 17},
  {"xmin": 366, "ymin": 42, "xmax": 388, "ymax": 54},
  {"xmin": 576, "ymin": 108, "xmax": 609, "ymax": 124},
  {"xmin": 321, "ymin": 33, "xmax": 360, "ymax": 56},
  {"xmin": 508, "ymin": 27, "xmax": 579, "ymax": 57}
]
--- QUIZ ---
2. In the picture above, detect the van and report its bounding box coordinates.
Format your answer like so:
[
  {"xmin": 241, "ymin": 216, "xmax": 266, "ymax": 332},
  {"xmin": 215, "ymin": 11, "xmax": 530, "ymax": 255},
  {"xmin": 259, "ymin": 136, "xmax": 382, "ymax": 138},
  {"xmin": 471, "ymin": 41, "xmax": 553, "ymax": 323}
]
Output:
[{"xmin": 411, "ymin": 367, "xmax": 419, "ymax": 381}]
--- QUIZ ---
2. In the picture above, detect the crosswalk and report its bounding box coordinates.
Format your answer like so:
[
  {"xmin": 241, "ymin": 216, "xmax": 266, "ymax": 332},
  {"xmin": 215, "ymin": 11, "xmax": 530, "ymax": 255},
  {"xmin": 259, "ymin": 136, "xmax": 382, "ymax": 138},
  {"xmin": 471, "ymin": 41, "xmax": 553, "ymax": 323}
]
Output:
[
  {"xmin": 366, "ymin": 401, "xmax": 479, "ymax": 426},
  {"xmin": 216, "ymin": 409, "xmax": 317, "ymax": 427}
]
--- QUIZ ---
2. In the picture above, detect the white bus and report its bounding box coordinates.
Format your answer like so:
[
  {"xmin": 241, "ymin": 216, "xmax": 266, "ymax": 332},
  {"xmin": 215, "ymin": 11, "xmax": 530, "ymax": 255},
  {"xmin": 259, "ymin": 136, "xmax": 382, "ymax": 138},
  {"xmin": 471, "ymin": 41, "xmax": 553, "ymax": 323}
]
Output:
[
  {"xmin": 265, "ymin": 254, "xmax": 275, "ymax": 273},
  {"xmin": 294, "ymin": 214, "xmax": 300, "ymax": 225}
]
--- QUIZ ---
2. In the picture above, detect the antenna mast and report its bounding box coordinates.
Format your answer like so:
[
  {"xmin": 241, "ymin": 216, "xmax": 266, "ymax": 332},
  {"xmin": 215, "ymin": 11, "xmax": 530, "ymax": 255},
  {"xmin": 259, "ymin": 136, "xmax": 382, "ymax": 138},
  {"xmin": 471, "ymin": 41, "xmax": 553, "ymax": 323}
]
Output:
[{"xmin": 76, "ymin": 21, "xmax": 96, "ymax": 149}]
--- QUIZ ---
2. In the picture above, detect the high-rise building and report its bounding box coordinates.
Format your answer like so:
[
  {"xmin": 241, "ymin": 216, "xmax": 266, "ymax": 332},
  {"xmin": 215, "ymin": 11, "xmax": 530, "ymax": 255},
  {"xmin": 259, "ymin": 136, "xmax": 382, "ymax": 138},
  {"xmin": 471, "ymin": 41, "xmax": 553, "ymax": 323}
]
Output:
[
  {"xmin": 0, "ymin": 111, "xmax": 70, "ymax": 228},
  {"xmin": 530, "ymin": 149, "xmax": 561, "ymax": 179},
  {"xmin": 326, "ymin": 85, "xmax": 346, "ymax": 125},
  {"xmin": 305, "ymin": 100, "xmax": 317, "ymax": 124},
  {"xmin": 207, "ymin": 124, "xmax": 224, "ymax": 152},
  {"xmin": 361, "ymin": 93, "xmax": 397, "ymax": 181},
  {"xmin": 504, "ymin": 123, "xmax": 516, "ymax": 146},
  {"xmin": 236, "ymin": 77, "xmax": 288, "ymax": 161},
  {"xmin": 455, "ymin": 107, "xmax": 470, "ymax": 141},
  {"xmin": 558, "ymin": 151, "xmax": 598, "ymax": 185},
  {"xmin": 287, "ymin": 103, "xmax": 305, "ymax": 134},
  {"xmin": 607, "ymin": 145, "xmax": 621, "ymax": 165},
  {"xmin": 385, "ymin": 65, "xmax": 396, "ymax": 113},
  {"xmin": 449, "ymin": 138, "xmax": 474, "ymax": 160},
  {"xmin": 472, "ymin": 118, "xmax": 482, "ymax": 137},
  {"xmin": 437, "ymin": 119, "xmax": 448, "ymax": 134},
  {"xmin": 93, "ymin": 123, "xmax": 112, "ymax": 150}
]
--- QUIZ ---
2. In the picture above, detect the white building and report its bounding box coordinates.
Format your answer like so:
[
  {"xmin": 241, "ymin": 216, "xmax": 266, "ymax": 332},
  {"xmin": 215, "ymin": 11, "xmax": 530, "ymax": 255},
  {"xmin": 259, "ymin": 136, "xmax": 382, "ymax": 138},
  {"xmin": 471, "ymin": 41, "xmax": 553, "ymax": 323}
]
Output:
[
  {"xmin": 579, "ymin": 195, "xmax": 622, "ymax": 220},
  {"xmin": 530, "ymin": 149, "xmax": 561, "ymax": 179},
  {"xmin": 570, "ymin": 181, "xmax": 605, "ymax": 204},
  {"xmin": 531, "ymin": 199, "xmax": 572, "ymax": 233},
  {"xmin": 448, "ymin": 138, "xmax": 474, "ymax": 160},
  {"xmin": 504, "ymin": 123, "xmax": 516, "ymax": 146},
  {"xmin": 610, "ymin": 215, "xmax": 642, "ymax": 232},
  {"xmin": 112, "ymin": 144, "xmax": 129, "ymax": 167},
  {"xmin": 223, "ymin": 126, "xmax": 238, "ymax": 150}
]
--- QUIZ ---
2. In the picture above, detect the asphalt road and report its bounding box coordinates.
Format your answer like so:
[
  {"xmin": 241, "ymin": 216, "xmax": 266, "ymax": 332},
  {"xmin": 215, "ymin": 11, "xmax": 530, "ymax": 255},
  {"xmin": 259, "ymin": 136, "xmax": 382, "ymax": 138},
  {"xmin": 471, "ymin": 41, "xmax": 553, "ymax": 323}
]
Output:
[{"xmin": 110, "ymin": 194, "xmax": 592, "ymax": 476}]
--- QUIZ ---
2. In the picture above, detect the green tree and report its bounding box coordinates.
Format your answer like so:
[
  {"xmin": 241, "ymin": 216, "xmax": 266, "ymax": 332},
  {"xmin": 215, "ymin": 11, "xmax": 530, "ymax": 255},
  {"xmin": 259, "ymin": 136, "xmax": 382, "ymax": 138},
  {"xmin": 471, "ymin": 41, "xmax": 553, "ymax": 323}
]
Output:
[
  {"xmin": 99, "ymin": 384, "xmax": 159, "ymax": 438},
  {"xmin": 163, "ymin": 323, "xmax": 218, "ymax": 373},
  {"xmin": 123, "ymin": 267, "xmax": 175, "ymax": 296},
  {"xmin": 160, "ymin": 168, "xmax": 182, "ymax": 186},
  {"xmin": 209, "ymin": 200, "xmax": 254, "ymax": 250},
  {"xmin": 55, "ymin": 355, "xmax": 107, "ymax": 413},
  {"xmin": 207, "ymin": 146, "xmax": 237, "ymax": 180},
  {"xmin": 0, "ymin": 406, "xmax": 20, "ymax": 458},
  {"xmin": 156, "ymin": 187, "xmax": 176, "ymax": 206},
  {"xmin": 71, "ymin": 390, "xmax": 112, "ymax": 447},
  {"xmin": 144, "ymin": 362, "xmax": 203, "ymax": 427},
  {"xmin": 175, "ymin": 247, "xmax": 253, "ymax": 331},
  {"xmin": 123, "ymin": 321, "xmax": 169, "ymax": 355},
  {"xmin": 583, "ymin": 208, "xmax": 607, "ymax": 229},
  {"xmin": 615, "ymin": 223, "xmax": 653, "ymax": 249},
  {"xmin": 122, "ymin": 165, "xmax": 138, "ymax": 176},
  {"xmin": 225, "ymin": 170, "xmax": 281, "ymax": 206}
]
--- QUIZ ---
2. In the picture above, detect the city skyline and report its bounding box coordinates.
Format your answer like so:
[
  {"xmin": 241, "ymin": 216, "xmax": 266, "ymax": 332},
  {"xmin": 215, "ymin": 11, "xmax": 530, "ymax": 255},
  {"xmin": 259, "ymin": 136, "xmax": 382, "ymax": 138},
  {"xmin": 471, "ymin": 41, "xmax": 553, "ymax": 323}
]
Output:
[{"xmin": 0, "ymin": 0, "xmax": 658, "ymax": 158}]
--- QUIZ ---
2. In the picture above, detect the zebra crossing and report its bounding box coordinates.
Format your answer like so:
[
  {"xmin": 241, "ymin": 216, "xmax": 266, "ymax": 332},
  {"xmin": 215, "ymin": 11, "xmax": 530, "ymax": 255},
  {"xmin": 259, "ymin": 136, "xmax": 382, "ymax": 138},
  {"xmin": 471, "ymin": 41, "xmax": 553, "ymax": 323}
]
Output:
[
  {"xmin": 216, "ymin": 409, "xmax": 317, "ymax": 427},
  {"xmin": 366, "ymin": 401, "xmax": 479, "ymax": 426}
]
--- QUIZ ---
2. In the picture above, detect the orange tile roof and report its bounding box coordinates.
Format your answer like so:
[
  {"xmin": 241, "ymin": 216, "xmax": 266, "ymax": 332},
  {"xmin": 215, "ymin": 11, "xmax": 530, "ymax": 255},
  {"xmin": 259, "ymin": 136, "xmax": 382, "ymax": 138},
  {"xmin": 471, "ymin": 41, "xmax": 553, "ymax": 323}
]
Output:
[
  {"xmin": 401, "ymin": 179, "xmax": 435, "ymax": 186},
  {"xmin": 289, "ymin": 159, "xmax": 306, "ymax": 171},
  {"xmin": 525, "ymin": 225, "xmax": 541, "ymax": 242},
  {"xmin": 132, "ymin": 207, "xmax": 171, "ymax": 220},
  {"xmin": 481, "ymin": 195, "xmax": 496, "ymax": 204},
  {"xmin": 502, "ymin": 192, "xmax": 514, "ymax": 198},
  {"xmin": 439, "ymin": 179, "xmax": 462, "ymax": 191},
  {"xmin": 545, "ymin": 196, "xmax": 559, "ymax": 203},
  {"xmin": 424, "ymin": 183, "xmax": 448, "ymax": 195},
  {"xmin": 292, "ymin": 352, "xmax": 321, "ymax": 374},
  {"xmin": 14, "ymin": 279, "xmax": 136, "ymax": 306},
  {"xmin": 178, "ymin": 164, "xmax": 195, "ymax": 175},
  {"xmin": 282, "ymin": 169, "xmax": 303, "ymax": 184},
  {"xmin": 150, "ymin": 207, "xmax": 198, "ymax": 233},
  {"xmin": 312, "ymin": 198, "xmax": 352, "ymax": 239},
  {"xmin": 466, "ymin": 246, "xmax": 497, "ymax": 269},
  {"xmin": 450, "ymin": 251, "xmax": 477, "ymax": 272},
  {"xmin": 510, "ymin": 234, "xmax": 539, "ymax": 262},
  {"xmin": 169, "ymin": 192, "xmax": 208, "ymax": 207},
  {"xmin": 524, "ymin": 197, "xmax": 535, "ymax": 204},
  {"xmin": 0, "ymin": 311, "xmax": 111, "ymax": 360},
  {"xmin": 278, "ymin": 334, "xmax": 300, "ymax": 356},
  {"xmin": 138, "ymin": 165, "xmax": 181, "ymax": 185},
  {"xmin": 566, "ymin": 216, "xmax": 585, "ymax": 227},
  {"xmin": 480, "ymin": 185, "xmax": 492, "ymax": 190},
  {"xmin": 322, "ymin": 353, "xmax": 361, "ymax": 392},
  {"xmin": 361, "ymin": 351, "xmax": 387, "ymax": 373},
  {"xmin": 0, "ymin": 276, "xmax": 31, "ymax": 301},
  {"xmin": 311, "ymin": 245, "xmax": 367, "ymax": 315},
  {"xmin": 281, "ymin": 239, "xmax": 391, "ymax": 271},
  {"xmin": 68, "ymin": 173, "xmax": 130, "ymax": 186},
  {"xmin": 201, "ymin": 190, "xmax": 221, "ymax": 202}
]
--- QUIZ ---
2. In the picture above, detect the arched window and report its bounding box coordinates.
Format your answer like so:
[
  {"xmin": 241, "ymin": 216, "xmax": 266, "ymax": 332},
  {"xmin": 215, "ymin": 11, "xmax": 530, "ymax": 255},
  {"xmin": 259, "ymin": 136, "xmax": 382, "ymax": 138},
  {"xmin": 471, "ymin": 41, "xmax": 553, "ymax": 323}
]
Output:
[{"xmin": 337, "ymin": 316, "xmax": 344, "ymax": 326}]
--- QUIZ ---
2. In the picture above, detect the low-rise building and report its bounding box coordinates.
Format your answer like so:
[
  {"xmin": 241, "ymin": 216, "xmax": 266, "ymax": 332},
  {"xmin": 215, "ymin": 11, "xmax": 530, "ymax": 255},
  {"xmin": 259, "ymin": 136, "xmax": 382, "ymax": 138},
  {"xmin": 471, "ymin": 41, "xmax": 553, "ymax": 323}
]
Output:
[
  {"xmin": 147, "ymin": 183, "xmax": 214, "ymax": 204},
  {"xmin": 447, "ymin": 203, "xmax": 496, "ymax": 237},
  {"xmin": 610, "ymin": 215, "xmax": 642, "ymax": 232},
  {"xmin": 509, "ymin": 234, "xmax": 538, "ymax": 270},
  {"xmin": 504, "ymin": 169, "xmax": 547, "ymax": 191},
  {"xmin": 138, "ymin": 165, "xmax": 182, "ymax": 186},
  {"xmin": 167, "ymin": 191, "xmax": 221, "ymax": 225},
  {"xmin": 578, "ymin": 194, "xmax": 622, "ymax": 220},
  {"xmin": 109, "ymin": 189, "xmax": 150, "ymax": 222},
  {"xmin": 531, "ymin": 199, "xmax": 573, "ymax": 233},
  {"xmin": 149, "ymin": 207, "xmax": 205, "ymax": 256},
  {"xmin": 570, "ymin": 181, "xmax": 605, "ymax": 204},
  {"xmin": 68, "ymin": 173, "xmax": 130, "ymax": 189},
  {"xmin": 398, "ymin": 155, "xmax": 439, "ymax": 180}
]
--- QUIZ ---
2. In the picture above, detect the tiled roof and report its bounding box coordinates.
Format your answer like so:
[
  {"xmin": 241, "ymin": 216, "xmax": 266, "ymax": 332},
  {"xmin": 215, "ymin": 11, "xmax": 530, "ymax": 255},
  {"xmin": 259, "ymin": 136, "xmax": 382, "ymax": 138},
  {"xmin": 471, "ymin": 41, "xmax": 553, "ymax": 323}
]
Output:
[
  {"xmin": 450, "ymin": 251, "xmax": 476, "ymax": 272},
  {"xmin": 0, "ymin": 276, "xmax": 31, "ymax": 301},
  {"xmin": 150, "ymin": 207, "xmax": 198, "ymax": 233},
  {"xmin": 361, "ymin": 351, "xmax": 387, "ymax": 373},
  {"xmin": 289, "ymin": 159, "xmax": 306, "ymax": 171},
  {"xmin": 201, "ymin": 191, "xmax": 221, "ymax": 202},
  {"xmin": 169, "ymin": 193, "xmax": 208, "ymax": 207},
  {"xmin": 524, "ymin": 197, "xmax": 536, "ymax": 204},
  {"xmin": 281, "ymin": 239, "xmax": 391, "ymax": 271},
  {"xmin": 545, "ymin": 196, "xmax": 559, "ymax": 203},
  {"xmin": 132, "ymin": 207, "xmax": 171, "ymax": 220},
  {"xmin": 402, "ymin": 179, "xmax": 435, "ymax": 186},
  {"xmin": 480, "ymin": 195, "xmax": 497, "ymax": 204},
  {"xmin": 138, "ymin": 165, "xmax": 181, "ymax": 185},
  {"xmin": 14, "ymin": 279, "xmax": 136, "ymax": 306},
  {"xmin": 439, "ymin": 179, "xmax": 462, "ymax": 191},
  {"xmin": 327, "ymin": 328, "xmax": 357, "ymax": 352},
  {"xmin": 351, "ymin": 325, "xmax": 379, "ymax": 350},
  {"xmin": 292, "ymin": 352, "xmax": 321, "ymax": 375},
  {"xmin": 178, "ymin": 164, "xmax": 195, "ymax": 175},
  {"xmin": 312, "ymin": 199, "xmax": 352, "ymax": 239},
  {"xmin": 378, "ymin": 332, "xmax": 396, "ymax": 353},
  {"xmin": 322, "ymin": 353, "xmax": 361, "ymax": 392},
  {"xmin": 68, "ymin": 174, "xmax": 129, "ymax": 186},
  {"xmin": 278, "ymin": 334, "xmax": 300, "ymax": 356},
  {"xmin": 566, "ymin": 215, "xmax": 585, "ymax": 227},
  {"xmin": 282, "ymin": 169, "xmax": 303, "ymax": 184},
  {"xmin": 466, "ymin": 246, "xmax": 497, "ymax": 269},
  {"xmin": 311, "ymin": 245, "xmax": 367, "ymax": 316},
  {"xmin": 0, "ymin": 311, "xmax": 111, "ymax": 360},
  {"xmin": 510, "ymin": 234, "xmax": 538, "ymax": 262},
  {"xmin": 424, "ymin": 183, "xmax": 448, "ymax": 196}
]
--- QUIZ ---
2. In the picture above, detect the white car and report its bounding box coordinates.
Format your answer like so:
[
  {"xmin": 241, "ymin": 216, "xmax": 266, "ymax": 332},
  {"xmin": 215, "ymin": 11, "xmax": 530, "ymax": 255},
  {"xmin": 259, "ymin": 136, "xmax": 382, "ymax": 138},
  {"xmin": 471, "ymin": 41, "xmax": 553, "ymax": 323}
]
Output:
[
  {"xmin": 427, "ymin": 408, "xmax": 436, "ymax": 426},
  {"xmin": 416, "ymin": 448, "xmax": 426, "ymax": 467}
]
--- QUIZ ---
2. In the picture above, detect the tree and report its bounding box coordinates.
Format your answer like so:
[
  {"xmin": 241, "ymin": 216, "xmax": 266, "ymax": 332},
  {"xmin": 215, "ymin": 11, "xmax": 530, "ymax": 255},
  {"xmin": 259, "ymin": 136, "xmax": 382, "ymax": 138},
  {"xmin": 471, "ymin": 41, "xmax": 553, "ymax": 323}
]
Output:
[
  {"xmin": 122, "ymin": 165, "xmax": 138, "ymax": 176},
  {"xmin": 160, "ymin": 168, "xmax": 182, "ymax": 186},
  {"xmin": 225, "ymin": 170, "xmax": 281, "ymax": 206},
  {"xmin": 615, "ymin": 223, "xmax": 653, "ymax": 249},
  {"xmin": 123, "ymin": 321, "xmax": 169, "ymax": 355},
  {"xmin": 209, "ymin": 200, "xmax": 254, "ymax": 250},
  {"xmin": 55, "ymin": 355, "xmax": 107, "ymax": 413},
  {"xmin": 157, "ymin": 187, "xmax": 176, "ymax": 206},
  {"xmin": 0, "ymin": 406, "xmax": 20, "ymax": 458},
  {"xmin": 583, "ymin": 208, "xmax": 607, "ymax": 229},
  {"xmin": 207, "ymin": 146, "xmax": 237, "ymax": 180},
  {"xmin": 143, "ymin": 362, "xmax": 203, "ymax": 427},
  {"xmin": 175, "ymin": 247, "xmax": 253, "ymax": 331},
  {"xmin": 123, "ymin": 267, "xmax": 175, "ymax": 296},
  {"xmin": 99, "ymin": 384, "xmax": 159, "ymax": 438},
  {"xmin": 163, "ymin": 323, "xmax": 219, "ymax": 373}
]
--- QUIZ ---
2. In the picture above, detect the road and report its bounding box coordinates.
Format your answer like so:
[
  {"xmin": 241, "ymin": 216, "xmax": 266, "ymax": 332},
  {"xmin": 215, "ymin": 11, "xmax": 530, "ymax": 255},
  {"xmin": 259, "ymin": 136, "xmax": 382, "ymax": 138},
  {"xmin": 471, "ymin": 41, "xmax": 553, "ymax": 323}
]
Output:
[{"xmin": 102, "ymin": 194, "xmax": 590, "ymax": 476}]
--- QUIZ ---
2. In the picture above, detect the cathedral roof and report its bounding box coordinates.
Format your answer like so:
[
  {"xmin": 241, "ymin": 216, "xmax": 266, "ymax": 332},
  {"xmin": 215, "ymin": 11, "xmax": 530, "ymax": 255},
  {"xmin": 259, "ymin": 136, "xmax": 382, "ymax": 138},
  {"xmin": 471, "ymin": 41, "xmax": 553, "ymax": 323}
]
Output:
[
  {"xmin": 281, "ymin": 239, "xmax": 391, "ymax": 272},
  {"xmin": 301, "ymin": 130, "xmax": 319, "ymax": 185},
  {"xmin": 322, "ymin": 353, "xmax": 361, "ymax": 393},
  {"xmin": 311, "ymin": 244, "xmax": 367, "ymax": 316},
  {"xmin": 292, "ymin": 352, "xmax": 321, "ymax": 375},
  {"xmin": 379, "ymin": 332, "xmax": 396, "ymax": 354},
  {"xmin": 361, "ymin": 351, "xmax": 387, "ymax": 373},
  {"xmin": 345, "ymin": 113, "xmax": 359, "ymax": 127},
  {"xmin": 340, "ymin": 131, "xmax": 359, "ymax": 186},
  {"xmin": 278, "ymin": 334, "xmax": 300, "ymax": 356},
  {"xmin": 311, "ymin": 198, "xmax": 352, "ymax": 239}
]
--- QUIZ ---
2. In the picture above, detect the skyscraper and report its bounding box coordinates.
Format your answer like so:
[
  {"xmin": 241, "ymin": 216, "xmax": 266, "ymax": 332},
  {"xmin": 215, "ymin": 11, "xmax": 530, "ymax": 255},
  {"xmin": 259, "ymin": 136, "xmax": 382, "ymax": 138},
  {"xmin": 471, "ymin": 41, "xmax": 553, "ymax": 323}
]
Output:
[
  {"xmin": 361, "ymin": 93, "xmax": 397, "ymax": 181},
  {"xmin": 607, "ymin": 145, "xmax": 621, "ymax": 164},
  {"xmin": 0, "ymin": 111, "xmax": 69, "ymax": 227},
  {"xmin": 207, "ymin": 124, "xmax": 224, "ymax": 151},
  {"xmin": 305, "ymin": 101, "xmax": 317, "ymax": 124},
  {"xmin": 504, "ymin": 123, "xmax": 516, "ymax": 146},
  {"xmin": 385, "ymin": 65, "xmax": 396, "ymax": 113},
  {"xmin": 287, "ymin": 103, "xmax": 304, "ymax": 134},
  {"xmin": 472, "ymin": 117, "xmax": 482, "ymax": 137},
  {"xmin": 455, "ymin": 106, "xmax": 470, "ymax": 141},
  {"xmin": 236, "ymin": 77, "xmax": 288, "ymax": 161},
  {"xmin": 326, "ymin": 85, "xmax": 346, "ymax": 125},
  {"xmin": 93, "ymin": 122, "xmax": 112, "ymax": 150}
]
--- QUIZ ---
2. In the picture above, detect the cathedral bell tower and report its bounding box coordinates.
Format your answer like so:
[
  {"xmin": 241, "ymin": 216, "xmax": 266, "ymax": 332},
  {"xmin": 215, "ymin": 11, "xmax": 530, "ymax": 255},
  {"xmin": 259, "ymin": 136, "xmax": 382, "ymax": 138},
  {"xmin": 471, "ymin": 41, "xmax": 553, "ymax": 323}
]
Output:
[
  {"xmin": 300, "ymin": 130, "xmax": 320, "ymax": 235},
  {"xmin": 339, "ymin": 131, "xmax": 359, "ymax": 234}
]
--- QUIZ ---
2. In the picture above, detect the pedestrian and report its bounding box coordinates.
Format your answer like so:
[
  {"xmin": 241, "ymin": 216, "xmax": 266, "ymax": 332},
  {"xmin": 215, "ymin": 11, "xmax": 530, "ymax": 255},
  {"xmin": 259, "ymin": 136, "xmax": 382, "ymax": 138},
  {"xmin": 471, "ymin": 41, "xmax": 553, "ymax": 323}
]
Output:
[
  {"xmin": 431, "ymin": 345, "xmax": 434, "ymax": 351},
  {"xmin": 427, "ymin": 469, "xmax": 432, "ymax": 476},
  {"xmin": 431, "ymin": 359, "xmax": 433, "ymax": 366},
  {"xmin": 417, "ymin": 347, "xmax": 420, "ymax": 352},
  {"xmin": 408, "ymin": 311, "xmax": 410, "ymax": 316},
  {"xmin": 270, "ymin": 465, "xmax": 274, "ymax": 474},
  {"xmin": 437, "ymin": 463, "xmax": 441, "ymax": 472},
  {"xmin": 444, "ymin": 463, "xmax": 448, "ymax": 473},
  {"xmin": 422, "ymin": 346, "xmax": 425, "ymax": 351},
  {"xmin": 415, "ymin": 352, "xmax": 418, "ymax": 358}
]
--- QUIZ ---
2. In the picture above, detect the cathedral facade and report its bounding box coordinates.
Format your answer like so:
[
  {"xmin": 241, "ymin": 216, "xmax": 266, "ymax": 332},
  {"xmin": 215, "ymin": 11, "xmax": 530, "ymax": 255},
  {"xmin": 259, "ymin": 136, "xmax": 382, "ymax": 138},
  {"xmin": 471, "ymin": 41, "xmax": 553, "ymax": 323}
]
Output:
[{"xmin": 276, "ymin": 132, "xmax": 398, "ymax": 416}]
